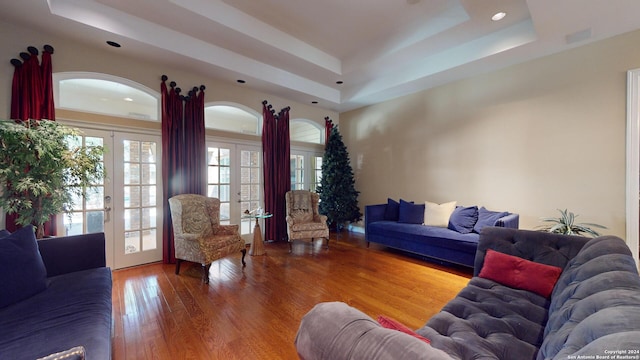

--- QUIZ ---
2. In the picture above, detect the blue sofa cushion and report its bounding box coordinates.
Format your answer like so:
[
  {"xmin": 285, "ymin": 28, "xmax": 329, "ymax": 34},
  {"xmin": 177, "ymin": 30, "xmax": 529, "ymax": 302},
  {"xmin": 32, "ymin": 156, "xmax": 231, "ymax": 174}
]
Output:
[
  {"xmin": 418, "ymin": 277, "xmax": 550, "ymax": 360},
  {"xmin": 384, "ymin": 198, "xmax": 400, "ymax": 221},
  {"xmin": 0, "ymin": 229, "xmax": 11, "ymax": 238},
  {"xmin": 398, "ymin": 199, "xmax": 424, "ymax": 224},
  {"xmin": 368, "ymin": 221, "xmax": 479, "ymax": 255},
  {"xmin": 0, "ymin": 225, "xmax": 48, "ymax": 308},
  {"xmin": 448, "ymin": 206, "xmax": 478, "ymax": 234},
  {"xmin": 0, "ymin": 267, "xmax": 112, "ymax": 360},
  {"xmin": 473, "ymin": 207, "xmax": 509, "ymax": 234}
]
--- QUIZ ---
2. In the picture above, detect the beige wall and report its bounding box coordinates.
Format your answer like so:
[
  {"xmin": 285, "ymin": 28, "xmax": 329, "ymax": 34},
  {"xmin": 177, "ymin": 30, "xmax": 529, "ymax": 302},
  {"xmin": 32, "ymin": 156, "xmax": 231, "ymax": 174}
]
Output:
[{"xmin": 341, "ymin": 29, "xmax": 640, "ymax": 238}]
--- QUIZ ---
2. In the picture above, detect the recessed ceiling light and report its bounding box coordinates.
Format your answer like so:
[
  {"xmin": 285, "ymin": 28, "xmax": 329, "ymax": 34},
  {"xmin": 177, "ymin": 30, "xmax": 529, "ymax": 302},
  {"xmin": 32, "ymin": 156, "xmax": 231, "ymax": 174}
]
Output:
[
  {"xmin": 311, "ymin": 101, "xmax": 318, "ymax": 104},
  {"xmin": 491, "ymin": 12, "xmax": 506, "ymax": 21},
  {"xmin": 123, "ymin": 97, "xmax": 133, "ymax": 102},
  {"xmin": 336, "ymin": 81, "xmax": 343, "ymax": 85},
  {"xmin": 106, "ymin": 41, "xmax": 121, "ymax": 48},
  {"xmin": 237, "ymin": 79, "xmax": 246, "ymax": 84}
]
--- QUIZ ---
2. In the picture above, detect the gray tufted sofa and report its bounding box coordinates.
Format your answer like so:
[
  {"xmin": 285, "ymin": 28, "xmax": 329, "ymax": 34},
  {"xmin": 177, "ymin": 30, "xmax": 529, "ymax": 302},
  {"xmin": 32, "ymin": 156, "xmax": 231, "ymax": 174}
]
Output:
[{"xmin": 295, "ymin": 227, "xmax": 640, "ymax": 360}]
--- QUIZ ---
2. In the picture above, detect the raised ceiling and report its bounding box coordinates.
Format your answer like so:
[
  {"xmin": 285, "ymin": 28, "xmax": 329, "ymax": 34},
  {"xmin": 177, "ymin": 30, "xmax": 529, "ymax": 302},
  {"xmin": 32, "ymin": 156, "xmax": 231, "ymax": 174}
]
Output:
[{"xmin": 2, "ymin": 0, "xmax": 640, "ymax": 112}]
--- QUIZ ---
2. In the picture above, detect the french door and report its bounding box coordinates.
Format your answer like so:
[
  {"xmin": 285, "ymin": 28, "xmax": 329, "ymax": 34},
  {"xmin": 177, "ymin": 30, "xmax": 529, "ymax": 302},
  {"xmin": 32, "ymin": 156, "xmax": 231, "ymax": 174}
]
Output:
[
  {"xmin": 207, "ymin": 141, "xmax": 262, "ymax": 243},
  {"xmin": 60, "ymin": 127, "xmax": 163, "ymax": 269}
]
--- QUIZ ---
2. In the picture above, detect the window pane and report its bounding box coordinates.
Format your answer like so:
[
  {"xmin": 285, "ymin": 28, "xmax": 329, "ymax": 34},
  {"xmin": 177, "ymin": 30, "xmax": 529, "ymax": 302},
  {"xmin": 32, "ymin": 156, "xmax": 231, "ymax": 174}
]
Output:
[
  {"xmin": 125, "ymin": 231, "xmax": 140, "ymax": 253},
  {"xmin": 220, "ymin": 149, "xmax": 230, "ymax": 166},
  {"xmin": 219, "ymin": 185, "xmax": 230, "ymax": 201},
  {"xmin": 86, "ymin": 211, "xmax": 104, "ymax": 233},
  {"xmin": 124, "ymin": 163, "xmax": 140, "ymax": 184},
  {"xmin": 64, "ymin": 212, "xmax": 84, "ymax": 236},
  {"xmin": 142, "ymin": 185, "xmax": 156, "ymax": 206},
  {"xmin": 125, "ymin": 209, "xmax": 140, "ymax": 231},
  {"xmin": 142, "ymin": 229, "xmax": 157, "ymax": 251},
  {"xmin": 220, "ymin": 167, "xmax": 230, "ymax": 183},
  {"xmin": 85, "ymin": 187, "xmax": 104, "ymax": 210},
  {"xmin": 141, "ymin": 142, "xmax": 156, "ymax": 163},
  {"xmin": 208, "ymin": 148, "xmax": 219, "ymax": 165}
]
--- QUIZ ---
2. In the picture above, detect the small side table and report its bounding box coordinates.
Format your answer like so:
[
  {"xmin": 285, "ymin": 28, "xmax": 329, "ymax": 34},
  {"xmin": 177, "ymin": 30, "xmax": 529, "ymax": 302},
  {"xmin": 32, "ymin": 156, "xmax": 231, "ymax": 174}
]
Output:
[{"xmin": 243, "ymin": 214, "xmax": 273, "ymax": 256}]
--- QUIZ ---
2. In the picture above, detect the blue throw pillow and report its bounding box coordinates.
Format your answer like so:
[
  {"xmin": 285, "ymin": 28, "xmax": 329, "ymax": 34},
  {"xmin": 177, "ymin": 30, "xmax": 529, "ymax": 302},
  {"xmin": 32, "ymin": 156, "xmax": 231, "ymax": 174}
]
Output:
[
  {"xmin": 398, "ymin": 199, "xmax": 425, "ymax": 224},
  {"xmin": 0, "ymin": 225, "xmax": 48, "ymax": 308},
  {"xmin": 448, "ymin": 206, "xmax": 479, "ymax": 234},
  {"xmin": 0, "ymin": 229, "xmax": 10, "ymax": 239},
  {"xmin": 384, "ymin": 198, "xmax": 400, "ymax": 221},
  {"xmin": 473, "ymin": 207, "xmax": 509, "ymax": 234}
]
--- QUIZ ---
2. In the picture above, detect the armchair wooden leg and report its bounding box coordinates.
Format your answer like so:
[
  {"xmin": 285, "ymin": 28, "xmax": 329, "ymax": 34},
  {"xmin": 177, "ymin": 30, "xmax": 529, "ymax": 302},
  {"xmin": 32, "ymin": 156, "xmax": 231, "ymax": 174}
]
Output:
[
  {"xmin": 175, "ymin": 259, "xmax": 182, "ymax": 275},
  {"xmin": 203, "ymin": 263, "xmax": 211, "ymax": 284},
  {"xmin": 241, "ymin": 248, "xmax": 247, "ymax": 267},
  {"xmin": 324, "ymin": 237, "xmax": 329, "ymax": 249},
  {"xmin": 289, "ymin": 240, "xmax": 293, "ymax": 253}
]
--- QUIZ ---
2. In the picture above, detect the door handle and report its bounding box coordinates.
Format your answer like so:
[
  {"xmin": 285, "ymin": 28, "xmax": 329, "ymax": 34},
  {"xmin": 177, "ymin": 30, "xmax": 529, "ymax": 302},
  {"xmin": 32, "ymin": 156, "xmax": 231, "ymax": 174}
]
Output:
[{"xmin": 104, "ymin": 206, "xmax": 111, "ymax": 223}]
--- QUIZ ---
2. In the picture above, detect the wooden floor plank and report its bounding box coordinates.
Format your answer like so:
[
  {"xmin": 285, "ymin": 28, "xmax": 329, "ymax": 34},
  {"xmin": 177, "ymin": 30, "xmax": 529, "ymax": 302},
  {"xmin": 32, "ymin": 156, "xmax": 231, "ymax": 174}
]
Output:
[{"xmin": 111, "ymin": 231, "xmax": 472, "ymax": 359}]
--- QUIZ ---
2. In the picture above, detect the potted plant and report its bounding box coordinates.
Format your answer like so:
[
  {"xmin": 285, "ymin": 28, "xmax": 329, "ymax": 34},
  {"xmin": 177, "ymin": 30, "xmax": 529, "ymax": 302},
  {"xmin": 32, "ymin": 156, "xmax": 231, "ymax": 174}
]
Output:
[
  {"xmin": 0, "ymin": 119, "xmax": 105, "ymax": 238},
  {"xmin": 538, "ymin": 209, "xmax": 607, "ymax": 237}
]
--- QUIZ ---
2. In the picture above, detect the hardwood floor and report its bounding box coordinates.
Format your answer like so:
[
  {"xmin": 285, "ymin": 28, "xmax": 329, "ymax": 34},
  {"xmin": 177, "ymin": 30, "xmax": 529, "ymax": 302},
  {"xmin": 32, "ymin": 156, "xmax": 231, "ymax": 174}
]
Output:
[{"xmin": 111, "ymin": 232, "xmax": 472, "ymax": 359}]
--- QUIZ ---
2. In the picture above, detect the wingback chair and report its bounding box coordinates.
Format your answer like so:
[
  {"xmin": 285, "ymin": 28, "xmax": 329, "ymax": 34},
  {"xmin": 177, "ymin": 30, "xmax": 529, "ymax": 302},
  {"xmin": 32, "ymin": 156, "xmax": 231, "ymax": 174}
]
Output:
[
  {"xmin": 285, "ymin": 190, "xmax": 330, "ymax": 251},
  {"xmin": 168, "ymin": 194, "xmax": 246, "ymax": 283}
]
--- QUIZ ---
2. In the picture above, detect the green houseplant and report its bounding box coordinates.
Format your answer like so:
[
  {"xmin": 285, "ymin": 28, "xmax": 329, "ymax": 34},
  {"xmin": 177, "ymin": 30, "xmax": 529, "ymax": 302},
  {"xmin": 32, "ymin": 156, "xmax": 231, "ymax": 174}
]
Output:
[
  {"xmin": 538, "ymin": 208, "xmax": 607, "ymax": 237},
  {"xmin": 0, "ymin": 119, "xmax": 105, "ymax": 238}
]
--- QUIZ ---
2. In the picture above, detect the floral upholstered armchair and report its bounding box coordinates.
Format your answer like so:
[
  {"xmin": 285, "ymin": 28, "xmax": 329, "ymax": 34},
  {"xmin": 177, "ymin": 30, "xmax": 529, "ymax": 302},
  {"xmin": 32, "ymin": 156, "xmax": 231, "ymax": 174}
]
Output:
[
  {"xmin": 168, "ymin": 194, "xmax": 246, "ymax": 283},
  {"xmin": 285, "ymin": 190, "xmax": 329, "ymax": 251}
]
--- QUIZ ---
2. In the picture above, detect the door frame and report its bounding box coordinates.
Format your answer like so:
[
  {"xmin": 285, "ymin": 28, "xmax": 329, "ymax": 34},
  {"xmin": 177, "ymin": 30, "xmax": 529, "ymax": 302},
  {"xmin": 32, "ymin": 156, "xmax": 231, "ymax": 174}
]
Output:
[
  {"xmin": 57, "ymin": 118, "xmax": 163, "ymax": 269},
  {"xmin": 207, "ymin": 135, "xmax": 263, "ymax": 244},
  {"xmin": 626, "ymin": 68, "xmax": 640, "ymax": 269}
]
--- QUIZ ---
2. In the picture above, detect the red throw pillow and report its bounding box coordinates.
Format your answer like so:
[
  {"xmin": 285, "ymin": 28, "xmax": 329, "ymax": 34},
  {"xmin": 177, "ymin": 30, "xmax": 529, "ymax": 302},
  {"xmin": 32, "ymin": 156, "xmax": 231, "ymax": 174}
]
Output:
[
  {"xmin": 377, "ymin": 315, "xmax": 431, "ymax": 344},
  {"xmin": 479, "ymin": 249, "xmax": 563, "ymax": 298}
]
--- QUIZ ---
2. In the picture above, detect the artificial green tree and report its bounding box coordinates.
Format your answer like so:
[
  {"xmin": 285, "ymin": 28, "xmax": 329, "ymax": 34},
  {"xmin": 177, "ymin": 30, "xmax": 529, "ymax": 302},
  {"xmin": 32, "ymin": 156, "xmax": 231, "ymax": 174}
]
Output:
[
  {"xmin": 317, "ymin": 126, "xmax": 362, "ymax": 231},
  {"xmin": 0, "ymin": 119, "xmax": 105, "ymax": 238}
]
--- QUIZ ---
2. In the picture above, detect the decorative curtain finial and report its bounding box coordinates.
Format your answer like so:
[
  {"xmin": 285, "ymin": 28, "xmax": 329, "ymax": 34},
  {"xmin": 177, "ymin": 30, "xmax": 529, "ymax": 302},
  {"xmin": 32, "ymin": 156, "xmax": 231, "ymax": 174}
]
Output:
[
  {"xmin": 27, "ymin": 46, "xmax": 38, "ymax": 56},
  {"xmin": 161, "ymin": 74, "xmax": 168, "ymax": 81},
  {"xmin": 43, "ymin": 45, "xmax": 54, "ymax": 54}
]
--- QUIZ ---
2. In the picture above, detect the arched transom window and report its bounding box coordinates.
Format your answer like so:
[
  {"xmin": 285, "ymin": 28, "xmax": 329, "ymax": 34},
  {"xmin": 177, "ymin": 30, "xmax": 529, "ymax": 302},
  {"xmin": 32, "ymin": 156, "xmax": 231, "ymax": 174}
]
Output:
[
  {"xmin": 204, "ymin": 103, "xmax": 261, "ymax": 135},
  {"xmin": 290, "ymin": 118, "xmax": 323, "ymax": 144},
  {"xmin": 54, "ymin": 72, "xmax": 159, "ymax": 120}
]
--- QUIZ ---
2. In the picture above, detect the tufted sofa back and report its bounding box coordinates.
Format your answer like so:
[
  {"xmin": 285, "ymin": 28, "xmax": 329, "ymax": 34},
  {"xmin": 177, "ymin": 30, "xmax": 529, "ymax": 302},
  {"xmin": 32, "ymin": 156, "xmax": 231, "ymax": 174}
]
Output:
[
  {"xmin": 537, "ymin": 236, "xmax": 640, "ymax": 360},
  {"xmin": 474, "ymin": 227, "xmax": 589, "ymax": 277}
]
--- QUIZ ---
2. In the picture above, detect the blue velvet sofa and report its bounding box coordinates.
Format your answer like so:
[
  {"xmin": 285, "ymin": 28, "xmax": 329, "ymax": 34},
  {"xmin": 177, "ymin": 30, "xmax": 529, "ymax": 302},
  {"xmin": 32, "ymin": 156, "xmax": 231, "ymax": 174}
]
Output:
[
  {"xmin": 0, "ymin": 226, "xmax": 112, "ymax": 360},
  {"xmin": 365, "ymin": 199, "xmax": 519, "ymax": 267},
  {"xmin": 296, "ymin": 227, "xmax": 640, "ymax": 360}
]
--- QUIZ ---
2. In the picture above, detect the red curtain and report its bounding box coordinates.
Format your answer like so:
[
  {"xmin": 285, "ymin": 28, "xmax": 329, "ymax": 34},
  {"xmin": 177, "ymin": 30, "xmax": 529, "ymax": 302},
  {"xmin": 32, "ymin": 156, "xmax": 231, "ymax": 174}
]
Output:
[
  {"xmin": 183, "ymin": 86, "xmax": 206, "ymax": 194},
  {"xmin": 262, "ymin": 101, "xmax": 291, "ymax": 242},
  {"xmin": 7, "ymin": 45, "xmax": 56, "ymax": 235},
  {"xmin": 160, "ymin": 76, "xmax": 206, "ymax": 264},
  {"xmin": 274, "ymin": 107, "xmax": 291, "ymax": 241},
  {"xmin": 262, "ymin": 101, "xmax": 277, "ymax": 242},
  {"xmin": 325, "ymin": 117, "xmax": 334, "ymax": 147}
]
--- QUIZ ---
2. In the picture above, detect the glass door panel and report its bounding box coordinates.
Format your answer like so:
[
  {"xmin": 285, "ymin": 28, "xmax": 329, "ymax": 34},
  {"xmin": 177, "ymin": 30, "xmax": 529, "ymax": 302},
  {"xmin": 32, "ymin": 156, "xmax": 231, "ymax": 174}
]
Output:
[
  {"xmin": 239, "ymin": 148, "xmax": 261, "ymax": 241},
  {"xmin": 114, "ymin": 133, "xmax": 162, "ymax": 269},
  {"xmin": 207, "ymin": 142, "xmax": 262, "ymax": 244}
]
